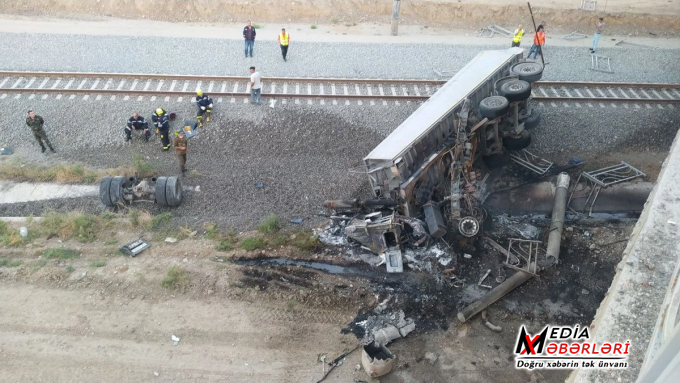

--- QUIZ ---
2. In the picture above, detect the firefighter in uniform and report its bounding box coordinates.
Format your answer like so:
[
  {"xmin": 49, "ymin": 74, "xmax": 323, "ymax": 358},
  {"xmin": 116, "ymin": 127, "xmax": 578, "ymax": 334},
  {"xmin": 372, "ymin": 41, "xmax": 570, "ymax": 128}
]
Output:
[
  {"xmin": 25, "ymin": 110, "xmax": 55, "ymax": 153},
  {"xmin": 173, "ymin": 130, "xmax": 188, "ymax": 175},
  {"xmin": 152, "ymin": 108, "xmax": 171, "ymax": 151},
  {"xmin": 511, "ymin": 24, "xmax": 524, "ymax": 47},
  {"xmin": 195, "ymin": 90, "xmax": 213, "ymax": 127},
  {"xmin": 125, "ymin": 112, "xmax": 150, "ymax": 142}
]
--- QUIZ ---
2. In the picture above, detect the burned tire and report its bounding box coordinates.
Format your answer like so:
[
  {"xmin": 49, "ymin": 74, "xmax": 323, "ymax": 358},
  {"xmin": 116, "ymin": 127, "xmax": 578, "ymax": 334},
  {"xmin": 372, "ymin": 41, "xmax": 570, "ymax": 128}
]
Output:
[
  {"xmin": 99, "ymin": 176, "xmax": 114, "ymax": 207},
  {"xmin": 522, "ymin": 109, "xmax": 541, "ymax": 129},
  {"xmin": 499, "ymin": 80, "xmax": 532, "ymax": 102},
  {"xmin": 503, "ymin": 130, "xmax": 532, "ymax": 150},
  {"xmin": 165, "ymin": 176, "xmax": 183, "ymax": 207},
  {"xmin": 155, "ymin": 176, "xmax": 168, "ymax": 206},
  {"xmin": 510, "ymin": 62, "xmax": 544, "ymax": 83},
  {"xmin": 479, "ymin": 96, "xmax": 510, "ymax": 119},
  {"xmin": 109, "ymin": 176, "xmax": 126, "ymax": 206},
  {"xmin": 483, "ymin": 150, "xmax": 510, "ymax": 169}
]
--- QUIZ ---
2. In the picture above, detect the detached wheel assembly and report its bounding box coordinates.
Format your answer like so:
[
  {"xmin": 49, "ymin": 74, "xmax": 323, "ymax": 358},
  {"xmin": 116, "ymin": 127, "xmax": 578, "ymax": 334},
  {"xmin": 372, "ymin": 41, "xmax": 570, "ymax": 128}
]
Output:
[
  {"xmin": 479, "ymin": 96, "xmax": 510, "ymax": 119},
  {"xmin": 99, "ymin": 176, "xmax": 114, "ymax": 207},
  {"xmin": 503, "ymin": 130, "xmax": 532, "ymax": 150},
  {"xmin": 155, "ymin": 177, "xmax": 169, "ymax": 206},
  {"xmin": 165, "ymin": 176, "xmax": 183, "ymax": 207},
  {"xmin": 109, "ymin": 176, "xmax": 127, "ymax": 206},
  {"xmin": 499, "ymin": 80, "xmax": 532, "ymax": 102},
  {"xmin": 99, "ymin": 175, "xmax": 184, "ymax": 208},
  {"xmin": 521, "ymin": 109, "xmax": 541, "ymax": 129},
  {"xmin": 482, "ymin": 150, "xmax": 510, "ymax": 169},
  {"xmin": 510, "ymin": 62, "xmax": 544, "ymax": 83}
]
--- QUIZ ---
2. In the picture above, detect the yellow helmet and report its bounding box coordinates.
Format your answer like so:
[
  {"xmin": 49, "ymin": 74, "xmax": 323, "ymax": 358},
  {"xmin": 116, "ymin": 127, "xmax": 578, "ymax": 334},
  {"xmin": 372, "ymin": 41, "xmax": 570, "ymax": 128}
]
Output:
[
  {"xmin": 155, "ymin": 108, "xmax": 163, "ymax": 115},
  {"xmin": 196, "ymin": 90, "xmax": 203, "ymax": 96}
]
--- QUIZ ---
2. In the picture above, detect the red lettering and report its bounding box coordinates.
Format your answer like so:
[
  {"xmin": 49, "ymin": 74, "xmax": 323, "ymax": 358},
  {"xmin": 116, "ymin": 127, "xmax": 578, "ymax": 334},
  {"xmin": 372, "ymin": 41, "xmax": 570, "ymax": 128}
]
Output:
[
  {"xmin": 601, "ymin": 343, "xmax": 611, "ymax": 354},
  {"xmin": 570, "ymin": 344, "xmax": 581, "ymax": 354},
  {"xmin": 582, "ymin": 343, "xmax": 590, "ymax": 354},
  {"xmin": 592, "ymin": 343, "xmax": 599, "ymax": 354},
  {"xmin": 624, "ymin": 342, "xmax": 630, "ymax": 354},
  {"xmin": 613, "ymin": 344, "xmax": 622, "ymax": 354},
  {"xmin": 559, "ymin": 343, "xmax": 568, "ymax": 354},
  {"xmin": 547, "ymin": 343, "xmax": 557, "ymax": 354}
]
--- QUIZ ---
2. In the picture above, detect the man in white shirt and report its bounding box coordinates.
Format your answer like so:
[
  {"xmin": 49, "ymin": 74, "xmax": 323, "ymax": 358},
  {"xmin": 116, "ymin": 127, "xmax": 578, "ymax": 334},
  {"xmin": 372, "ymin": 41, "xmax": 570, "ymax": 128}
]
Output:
[{"xmin": 249, "ymin": 66, "xmax": 262, "ymax": 105}]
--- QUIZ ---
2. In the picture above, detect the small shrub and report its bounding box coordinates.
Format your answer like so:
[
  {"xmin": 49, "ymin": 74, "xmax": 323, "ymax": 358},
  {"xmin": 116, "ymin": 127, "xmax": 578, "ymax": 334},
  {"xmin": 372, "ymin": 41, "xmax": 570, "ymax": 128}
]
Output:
[
  {"xmin": 100, "ymin": 211, "xmax": 116, "ymax": 221},
  {"xmin": 66, "ymin": 265, "xmax": 75, "ymax": 273},
  {"xmin": 70, "ymin": 215, "xmax": 98, "ymax": 243},
  {"xmin": 204, "ymin": 222, "xmax": 219, "ymax": 239},
  {"xmin": 291, "ymin": 232, "xmax": 322, "ymax": 252},
  {"xmin": 0, "ymin": 258, "xmax": 22, "ymax": 267},
  {"xmin": 161, "ymin": 266, "xmax": 189, "ymax": 290},
  {"xmin": 252, "ymin": 23, "xmax": 262, "ymax": 29},
  {"xmin": 103, "ymin": 239, "xmax": 118, "ymax": 246},
  {"xmin": 129, "ymin": 209, "xmax": 140, "ymax": 227},
  {"xmin": 270, "ymin": 235, "xmax": 289, "ymax": 247},
  {"xmin": 147, "ymin": 212, "xmax": 173, "ymax": 230},
  {"xmin": 41, "ymin": 212, "xmax": 65, "ymax": 238},
  {"xmin": 43, "ymin": 248, "xmax": 80, "ymax": 260},
  {"xmin": 89, "ymin": 260, "xmax": 107, "ymax": 268},
  {"xmin": 310, "ymin": 25, "xmax": 317, "ymax": 29},
  {"xmin": 331, "ymin": 18, "xmax": 339, "ymax": 24},
  {"xmin": 0, "ymin": 220, "xmax": 8, "ymax": 234},
  {"xmin": 257, "ymin": 214, "xmax": 281, "ymax": 234},
  {"xmin": 345, "ymin": 22, "xmax": 357, "ymax": 27},
  {"xmin": 241, "ymin": 236, "xmax": 266, "ymax": 251},
  {"xmin": 133, "ymin": 154, "xmax": 159, "ymax": 177},
  {"xmin": 1, "ymin": 231, "xmax": 25, "ymax": 247},
  {"xmin": 41, "ymin": 211, "xmax": 100, "ymax": 242},
  {"xmin": 216, "ymin": 239, "xmax": 236, "ymax": 252},
  {"xmin": 286, "ymin": 299, "xmax": 298, "ymax": 311}
]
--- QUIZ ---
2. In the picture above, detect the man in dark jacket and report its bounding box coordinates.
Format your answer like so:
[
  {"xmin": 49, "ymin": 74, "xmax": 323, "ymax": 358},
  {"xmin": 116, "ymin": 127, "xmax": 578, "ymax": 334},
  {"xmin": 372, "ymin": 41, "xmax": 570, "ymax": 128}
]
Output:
[
  {"xmin": 195, "ymin": 90, "xmax": 213, "ymax": 127},
  {"xmin": 25, "ymin": 110, "xmax": 55, "ymax": 153},
  {"xmin": 152, "ymin": 108, "xmax": 171, "ymax": 151},
  {"xmin": 243, "ymin": 20, "xmax": 256, "ymax": 58},
  {"xmin": 125, "ymin": 112, "xmax": 150, "ymax": 142}
]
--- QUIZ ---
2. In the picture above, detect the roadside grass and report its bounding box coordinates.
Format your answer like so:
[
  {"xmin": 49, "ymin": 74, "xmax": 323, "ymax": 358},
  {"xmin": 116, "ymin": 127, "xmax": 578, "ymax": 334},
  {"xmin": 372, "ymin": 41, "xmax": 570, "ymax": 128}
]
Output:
[
  {"xmin": 41, "ymin": 211, "xmax": 99, "ymax": 243},
  {"xmin": 241, "ymin": 236, "xmax": 266, "ymax": 251},
  {"xmin": 204, "ymin": 222, "xmax": 219, "ymax": 239},
  {"xmin": 0, "ymin": 258, "xmax": 22, "ymax": 267},
  {"xmin": 331, "ymin": 18, "xmax": 339, "ymax": 24},
  {"xmin": 345, "ymin": 22, "xmax": 357, "ymax": 27},
  {"xmin": 217, "ymin": 239, "xmax": 236, "ymax": 252},
  {"xmin": 161, "ymin": 266, "xmax": 189, "ymax": 290},
  {"xmin": 43, "ymin": 248, "xmax": 80, "ymax": 260},
  {"xmin": 147, "ymin": 212, "xmax": 173, "ymax": 230},
  {"xmin": 0, "ymin": 220, "xmax": 28, "ymax": 247},
  {"xmin": 66, "ymin": 265, "xmax": 75, "ymax": 273},
  {"xmin": 89, "ymin": 260, "xmax": 107, "ymax": 268},
  {"xmin": 252, "ymin": 23, "xmax": 262, "ymax": 29},
  {"xmin": 310, "ymin": 25, "xmax": 317, "ymax": 29},
  {"xmin": 0, "ymin": 156, "xmax": 158, "ymax": 184}
]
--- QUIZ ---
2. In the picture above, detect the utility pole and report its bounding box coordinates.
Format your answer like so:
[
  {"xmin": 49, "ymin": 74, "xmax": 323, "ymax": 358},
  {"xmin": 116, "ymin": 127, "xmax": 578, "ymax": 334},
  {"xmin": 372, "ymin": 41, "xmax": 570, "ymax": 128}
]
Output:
[{"xmin": 391, "ymin": 0, "xmax": 401, "ymax": 36}]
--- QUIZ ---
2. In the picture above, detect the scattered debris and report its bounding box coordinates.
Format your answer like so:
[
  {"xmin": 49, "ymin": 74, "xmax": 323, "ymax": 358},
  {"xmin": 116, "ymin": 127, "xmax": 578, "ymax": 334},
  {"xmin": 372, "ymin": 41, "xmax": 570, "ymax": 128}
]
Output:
[
  {"xmin": 496, "ymin": 216, "xmax": 540, "ymax": 240},
  {"xmin": 590, "ymin": 54, "xmax": 613, "ymax": 74},
  {"xmin": 615, "ymin": 40, "xmax": 655, "ymax": 48},
  {"xmin": 509, "ymin": 149, "xmax": 554, "ymax": 175},
  {"xmin": 424, "ymin": 351, "xmax": 439, "ymax": 365},
  {"xmin": 0, "ymin": 146, "xmax": 13, "ymax": 155},
  {"xmin": 254, "ymin": 182, "xmax": 264, "ymax": 189},
  {"xmin": 561, "ymin": 31, "xmax": 587, "ymax": 40},
  {"xmin": 569, "ymin": 156, "xmax": 585, "ymax": 166},
  {"xmin": 316, "ymin": 346, "xmax": 360, "ymax": 383},
  {"xmin": 164, "ymin": 237, "xmax": 178, "ymax": 243},
  {"xmin": 19, "ymin": 227, "xmax": 28, "ymax": 238},
  {"xmin": 568, "ymin": 162, "xmax": 645, "ymax": 216},
  {"xmin": 171, "ymin": 335, "xmax": 180, "ymax": 346},
  {"xmin": 153, "ymin": 371, "xmax": 159, "ymax": 377},
  {"xmin": 290, "ymin": 218, "xmax": 304, "ymax": 224},
  {"xmin": 478, "ymin": 24, "xmax": 514, "ymax": 38},
  {"xmin": 119, "ymin": 239, "xmax": 150, "ymax": 257},
  {"xmin": 481, "ymin": 310, "xmax": 503, "ymax": 332},
  {"xmin": 362, "ymin": 342, "xmax": 395, "ymax": 378}
]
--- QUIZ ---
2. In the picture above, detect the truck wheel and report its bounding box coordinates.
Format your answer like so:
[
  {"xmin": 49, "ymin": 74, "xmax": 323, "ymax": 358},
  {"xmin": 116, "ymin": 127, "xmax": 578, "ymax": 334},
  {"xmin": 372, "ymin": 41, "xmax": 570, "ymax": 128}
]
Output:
[
  {"xmin": 499, "ymin": 80, "xmax": 532, "ymax": 102},
  {"xmin": 504, "ymin": 130, "xmax": 532, "ymax": 150},
  {"xmin": 483, "ymin": 150, "xmax": 510, "ymax": 169},
  {"xmin": 510, "ymin": 62, "xmax": 544, "ymax": 83},
  {"xmin": 109, "ymin": 176, "xmax": 127, "ymax": 206},
  {"xmin": 99, "ymin": 177, "xmax": 114, "ymax": 207},
  {"xmin": 165, "ymin": 176, "xmax": 183, "ymax": 207},
  {"xmin": 479, "ymin": 96, "xmax": 510, "ymax": 119},
  {"xmin": 522, "ymin": 109, "xmax": 541, "ymax": 129},
  {"xmin": 155, "ymin": 177, "xmax": 168, "ymax": 206}
]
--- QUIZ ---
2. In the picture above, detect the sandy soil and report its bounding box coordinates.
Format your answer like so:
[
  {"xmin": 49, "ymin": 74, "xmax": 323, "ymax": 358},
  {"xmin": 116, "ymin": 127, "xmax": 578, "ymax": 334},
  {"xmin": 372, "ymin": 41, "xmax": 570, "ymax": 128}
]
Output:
[{"xmin": 0, "ymin": 0, "xmax": 678, "ymax": 35}]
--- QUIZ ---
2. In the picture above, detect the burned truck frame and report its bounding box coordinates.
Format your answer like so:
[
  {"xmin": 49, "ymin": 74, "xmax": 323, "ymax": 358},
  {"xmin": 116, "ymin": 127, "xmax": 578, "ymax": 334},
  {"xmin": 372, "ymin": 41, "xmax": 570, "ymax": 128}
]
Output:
[{"xmin": 360, "ymin": 48, "xmax": 543, "ymax": 238}]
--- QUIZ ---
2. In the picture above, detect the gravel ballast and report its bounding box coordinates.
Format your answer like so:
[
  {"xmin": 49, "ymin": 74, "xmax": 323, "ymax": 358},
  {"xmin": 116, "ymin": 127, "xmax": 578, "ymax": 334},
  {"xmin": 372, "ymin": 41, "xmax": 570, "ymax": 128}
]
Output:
[{"xmin": 0, "ymin": 33, "xmax": 679, "ymax": 83}]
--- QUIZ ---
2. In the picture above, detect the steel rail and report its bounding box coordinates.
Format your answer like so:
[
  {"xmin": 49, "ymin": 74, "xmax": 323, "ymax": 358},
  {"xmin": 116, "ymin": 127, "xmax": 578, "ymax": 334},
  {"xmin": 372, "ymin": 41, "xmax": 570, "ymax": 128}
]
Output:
[
  {"xmin": 531, "ymin": 96, "xmax": 680, "ymax": 104},
  {"xmin": 0, "ymin": 70, "xmax": 447, "ymax": 85},
  {"xmin": 534, "ymin": 81, "xmax": 680, "ymax": 89},
  {"xmin": 0, "ymin": 88, "xmax": 430, "ymax": 100}
]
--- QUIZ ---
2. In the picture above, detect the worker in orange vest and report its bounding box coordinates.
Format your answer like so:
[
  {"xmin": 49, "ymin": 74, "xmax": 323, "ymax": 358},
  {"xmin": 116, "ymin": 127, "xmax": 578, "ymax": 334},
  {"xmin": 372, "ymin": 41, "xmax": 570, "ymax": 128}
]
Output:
[
  {"xmin": 527, "ymin": 25, "xmax": 546, "ymax": 59},
  {"xmin": 278, "ymin": 28, "xmax": 290, "ymax": 61}
]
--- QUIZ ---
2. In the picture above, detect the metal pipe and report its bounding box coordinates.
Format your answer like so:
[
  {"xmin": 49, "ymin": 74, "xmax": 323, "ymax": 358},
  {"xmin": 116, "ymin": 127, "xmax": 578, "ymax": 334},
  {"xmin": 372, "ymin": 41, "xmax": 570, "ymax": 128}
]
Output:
[
  {"xmin": 545, "ymin": 172, "xmax": 570, "ymax": 266},
  {"xmin": 323, "ymin": 199, "xmax": 398, "ymax": 209},
  {"xmin": 457, "ymin": 264, "xmax": 535, "ymax": 323}
]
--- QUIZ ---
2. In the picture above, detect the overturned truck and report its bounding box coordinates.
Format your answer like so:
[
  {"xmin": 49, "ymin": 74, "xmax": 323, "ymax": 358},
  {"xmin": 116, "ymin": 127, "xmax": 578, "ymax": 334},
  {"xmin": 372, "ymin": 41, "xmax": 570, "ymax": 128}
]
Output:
[{"xmin": 327, "ymin": 48, "xmax": 543, "ymax": 256}]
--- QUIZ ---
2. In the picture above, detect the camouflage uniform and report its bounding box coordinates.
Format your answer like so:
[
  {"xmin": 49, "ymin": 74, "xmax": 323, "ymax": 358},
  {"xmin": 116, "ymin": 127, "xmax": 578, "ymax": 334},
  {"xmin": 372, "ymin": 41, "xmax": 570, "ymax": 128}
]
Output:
[
  {"xmin": 25, "ymin": 114, "xmax": 55, "ymax": 153},
  {"xmin": 173, "ymin": 134, "xmax": 188, "ymax": 173}
]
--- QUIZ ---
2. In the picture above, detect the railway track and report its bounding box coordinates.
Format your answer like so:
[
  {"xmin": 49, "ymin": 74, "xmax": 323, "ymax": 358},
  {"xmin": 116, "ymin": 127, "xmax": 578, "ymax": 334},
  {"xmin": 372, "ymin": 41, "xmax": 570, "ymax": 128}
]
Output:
[{"xmin": 0, "ymin": 71, "xmax": 678, "ymax": 108}]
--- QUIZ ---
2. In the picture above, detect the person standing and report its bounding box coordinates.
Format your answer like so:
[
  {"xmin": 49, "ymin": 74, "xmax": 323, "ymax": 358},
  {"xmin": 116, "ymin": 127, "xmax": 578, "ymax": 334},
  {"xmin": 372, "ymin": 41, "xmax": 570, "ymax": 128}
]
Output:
[
  {"xmin": 278, "ymin": 28, "xmax": 290, "ymax": 61},
  {"xmin": 243, "ymin": 20, "xmax": 256, "ymax": 58},
  {"xmin": 173, "ymin": 130, "xmax": 188, "ymax": 175},
  {"xmin": 590, "ymin": 17, "xmax": 604, "ymax": 54},
  {"xmin": 511, "ymin": 24, "xmax": 524, "ymax": 47},
  {"xmin": 152, "ymin": 108, "xmax": 171, "ymax": 151},
  {"xmin": 527, "ymin": 25, "xmax": 545, "ymax": 60},
  {"xmin": 25, "ymin": 110, "xmax": 55, "ymax": 153},
  {"xmin": 125, "ymin": 112, "xmax": 150, "ymax": 142},
  {"xmin": 249, "ymin": 66, "xmax": 262, "ymax": 105}
]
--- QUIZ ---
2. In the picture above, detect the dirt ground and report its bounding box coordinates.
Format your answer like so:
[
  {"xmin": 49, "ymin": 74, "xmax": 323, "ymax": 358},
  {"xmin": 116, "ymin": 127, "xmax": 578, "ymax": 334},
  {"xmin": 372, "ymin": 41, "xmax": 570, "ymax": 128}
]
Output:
[
  {"xmin": 0, "ymin": 210, "xmax": 634, "ymax": 382},
  {"xmin": 0, "ymin": 0, "xmax": 678, "ymax": 35}
]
